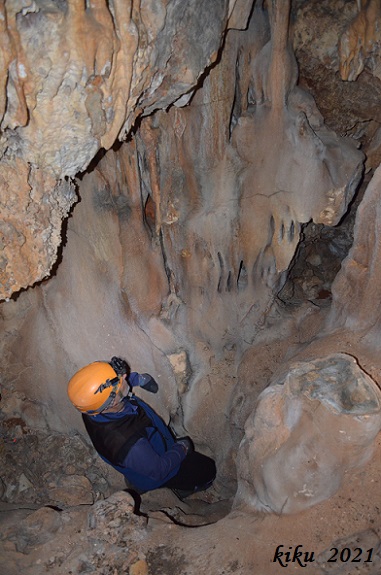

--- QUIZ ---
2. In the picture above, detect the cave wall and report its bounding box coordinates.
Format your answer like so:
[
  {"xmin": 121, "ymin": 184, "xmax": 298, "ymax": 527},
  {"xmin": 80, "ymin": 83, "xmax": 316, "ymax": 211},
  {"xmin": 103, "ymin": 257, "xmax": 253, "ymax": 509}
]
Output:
[
  {"xmin": 0, "ymin": 1, "xmax": 364, "ymax": 433},
  {"xmin": 0, "ymin": 0, "xmax": 247, "ymax": 300},
  {"xmin": 328, "ymin": 163, "xmax": 381, "ymax": 345},
  {"xmin": 2, "ymin": 0, "xmax": 381, "ymax": 502}
]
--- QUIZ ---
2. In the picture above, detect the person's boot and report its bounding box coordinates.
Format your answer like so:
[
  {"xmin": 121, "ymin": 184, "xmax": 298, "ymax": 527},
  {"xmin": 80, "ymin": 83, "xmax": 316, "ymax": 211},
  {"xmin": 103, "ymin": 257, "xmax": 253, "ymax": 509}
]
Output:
[
  {"xmin": 172, "ymin": 479, "xmax": 215, "ymax": 500},
  {"xmin": 171, "ymin": 488, "xmax": 196, "ymax": 499}
]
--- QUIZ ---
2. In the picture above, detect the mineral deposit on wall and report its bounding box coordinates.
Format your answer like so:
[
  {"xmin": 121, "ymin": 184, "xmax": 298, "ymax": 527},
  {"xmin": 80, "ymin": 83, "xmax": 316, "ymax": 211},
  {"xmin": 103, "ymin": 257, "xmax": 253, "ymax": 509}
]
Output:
[{"xmin": 0, "ymin": 0, "xmax": 242, "ymax": 299}]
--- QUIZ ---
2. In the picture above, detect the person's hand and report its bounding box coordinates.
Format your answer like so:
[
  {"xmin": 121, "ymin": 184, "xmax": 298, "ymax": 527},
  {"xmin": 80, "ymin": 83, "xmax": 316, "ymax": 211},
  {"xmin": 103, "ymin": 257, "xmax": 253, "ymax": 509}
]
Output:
[
  {"xmin": 176, "ymin": 436, "xmax": 193, "ymax": 455},
  {"xmin": 139, "ymin": 373, "xmax": 159, "ymax": 394},
  {"xmin": 110, "ymin": 356, "xmax": 129, "ymax": 376}
]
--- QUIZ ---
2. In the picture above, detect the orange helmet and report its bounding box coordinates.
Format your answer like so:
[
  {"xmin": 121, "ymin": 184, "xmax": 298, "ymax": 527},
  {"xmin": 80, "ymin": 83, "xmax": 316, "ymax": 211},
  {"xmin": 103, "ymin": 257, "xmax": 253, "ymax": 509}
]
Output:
[{"xmin": 67, "ymin": 362, "xmax": 123, "ymax": 415}]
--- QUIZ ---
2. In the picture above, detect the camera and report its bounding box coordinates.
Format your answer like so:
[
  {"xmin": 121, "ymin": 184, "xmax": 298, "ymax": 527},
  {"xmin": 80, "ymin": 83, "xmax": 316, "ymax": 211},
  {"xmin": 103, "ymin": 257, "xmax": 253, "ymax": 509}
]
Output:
[{"xmin": 109, "ymin": 356, "xmax": 129, "ymax": 376}]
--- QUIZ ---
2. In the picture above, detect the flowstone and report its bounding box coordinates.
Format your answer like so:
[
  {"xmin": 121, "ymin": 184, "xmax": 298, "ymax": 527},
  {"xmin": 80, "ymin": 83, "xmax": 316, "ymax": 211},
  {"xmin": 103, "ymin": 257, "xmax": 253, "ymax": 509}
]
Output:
[{"xmin": 235, "ymin": 353, "xmax": 381, "ymax": 514}]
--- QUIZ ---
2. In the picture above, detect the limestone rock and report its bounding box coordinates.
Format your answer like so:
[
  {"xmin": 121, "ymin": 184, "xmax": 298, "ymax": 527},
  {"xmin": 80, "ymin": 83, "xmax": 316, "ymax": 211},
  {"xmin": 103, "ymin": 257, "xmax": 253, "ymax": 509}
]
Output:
[
  {"xmin": 0, "ymin": 1, "xmax": 366, "ymax": 441},
  {"xmin": 1, "ymin": 506, "xmax": 63, "ymax": 554},
  {"xmin": 329, "ymin": 164, "xmax": 381, "ymax": 347},
  {"xmin": 235, "ymin": 353, "xmax": 381, "ymax": 514},
  {"xmin": 49, "ymin": 474, "xmax": 94, "ymax": 507},
  {"xmin": 0, "ymin": 422, "xmax": 114, "ymax": 506},
  {"xmin": 293, "ymin": 0, "xmax": 381, "ymax": 171},
  {"xmin": 1, "ymin": 2, "xmax": 381, "ymax": 573},
  {"xmin": 0, "ymin": 164, "xmax": 76, "ymax": 299},
  {"xmin": 0, "ymin": 0, "xmax": 234, "ymax": 300},
  {"xmin": 87, "ymin": 490, "xmax": 147, "ymax": 545},
  {"xmin": 168, "ymin": 350, "xmax": 191, "ymax": 395},
  {"xmin": 339, "ymin": 0, "xmax": 381, "ymax": 83}
]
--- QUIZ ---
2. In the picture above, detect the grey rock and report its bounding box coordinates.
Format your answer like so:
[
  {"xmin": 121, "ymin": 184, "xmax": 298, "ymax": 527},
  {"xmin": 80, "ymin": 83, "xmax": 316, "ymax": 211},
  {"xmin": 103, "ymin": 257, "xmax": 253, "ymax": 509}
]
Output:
[{"xmin": 235, "ymin": 353, "xmax": 381, "ymax": 514}]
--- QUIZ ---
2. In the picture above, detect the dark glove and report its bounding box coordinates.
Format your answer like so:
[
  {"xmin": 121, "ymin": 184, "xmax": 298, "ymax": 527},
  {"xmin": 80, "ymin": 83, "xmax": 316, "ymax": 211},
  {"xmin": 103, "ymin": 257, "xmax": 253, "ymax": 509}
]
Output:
[
  {"xmin": 139, "ymin": 373, "xmax": 159, "ymax": 394},
  {"xmin": 176, "ymin": 436, "xmax": 193, "ymax": 455}
]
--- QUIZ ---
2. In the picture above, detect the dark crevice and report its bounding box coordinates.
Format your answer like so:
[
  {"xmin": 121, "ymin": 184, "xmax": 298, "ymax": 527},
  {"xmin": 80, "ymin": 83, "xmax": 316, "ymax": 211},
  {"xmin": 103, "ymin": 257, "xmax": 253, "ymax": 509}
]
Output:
[
  {"xmin": 217, "ymin": 251, "xmax": 224, "ymax": 293},
  {"xmin": 237, "ymin": 260, "xmax": 248, "ymax": 291},
  {"xmin": 226, "ymin": 270, "xmax": 233, "ymax": 292},
  {"xmin": 279, "ymin": 221, "xmax": 285, "ymax": 241},
  {"xmin": 289, "ymin": 220, "xmax": 295, "ymax": 242},
  {"xmin": 159, "ymin": 229, "xmax": 173, "ymax": 291},
  {"xmin": 144, "ymin": 194, "xmax": 156, "ymax": 236},
  {"xmin": 268, "ymin": 214, "xmax": 275, "ymax": 245}
]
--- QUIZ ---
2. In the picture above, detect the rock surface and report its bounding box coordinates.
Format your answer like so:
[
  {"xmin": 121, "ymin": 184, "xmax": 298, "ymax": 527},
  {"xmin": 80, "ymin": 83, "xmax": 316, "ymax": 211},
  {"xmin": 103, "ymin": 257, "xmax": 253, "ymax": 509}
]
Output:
[
  {"xmin": 235, "ymin": 353, "xmax": 381, "ymax": 514},
  {"xmin": 1, "ymin": 440, "xmax": 381, "ymax": 574},
  {"xmin": 1, "ymin": 1, "xmax": 381, "ymax": 574},
  {"xmin": 0, "ymin": 0, "xmax": 242, "ymax": 299}
]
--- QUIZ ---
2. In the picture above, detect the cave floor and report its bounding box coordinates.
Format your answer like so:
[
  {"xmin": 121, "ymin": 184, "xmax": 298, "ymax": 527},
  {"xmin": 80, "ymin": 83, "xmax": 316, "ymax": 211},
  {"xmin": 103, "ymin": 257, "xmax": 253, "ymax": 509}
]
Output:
[
  {"xmin": 1, "ymin": 327, "xmax": 381, "ymax": 574},
  {"xmin": 1, "ymin": 429, "xmax": 380, "ymax": 575},
  {"xmin": 134, "ymin": 432, "xmax": 381, "ymax": 575}
]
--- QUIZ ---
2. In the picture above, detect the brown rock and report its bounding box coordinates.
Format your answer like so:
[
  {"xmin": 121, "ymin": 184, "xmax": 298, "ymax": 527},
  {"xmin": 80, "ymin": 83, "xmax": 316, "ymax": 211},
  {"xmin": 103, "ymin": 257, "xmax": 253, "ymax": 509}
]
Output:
[
  {"xmin": 49, "ymin": 474, "xmax": 94, "ymax": 507},
  {"xmin": 129, "ymin": 559, "xmax": 149, "ymax": 575}
]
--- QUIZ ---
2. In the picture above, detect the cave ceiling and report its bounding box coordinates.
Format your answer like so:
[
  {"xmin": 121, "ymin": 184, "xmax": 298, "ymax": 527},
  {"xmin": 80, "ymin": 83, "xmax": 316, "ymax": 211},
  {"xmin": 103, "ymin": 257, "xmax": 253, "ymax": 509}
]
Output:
[
  {"xmin": 0, "ymin": 0, "xmax": 379, "ymax": 303},
  {"xmin": 0, "ymin": 0, "xmax": 244, "ymax": 299}
]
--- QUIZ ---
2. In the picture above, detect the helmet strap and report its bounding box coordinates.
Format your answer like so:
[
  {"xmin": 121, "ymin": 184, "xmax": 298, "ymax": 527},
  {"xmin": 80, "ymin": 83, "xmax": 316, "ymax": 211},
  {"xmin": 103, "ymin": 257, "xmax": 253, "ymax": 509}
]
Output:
[
  {"xmin": 94, "ymin": 376, "xmax": 120, "ymax": 395},
  {"xmin": 89, "ymin": 376, "xmax": 123, "ymax": 414}
]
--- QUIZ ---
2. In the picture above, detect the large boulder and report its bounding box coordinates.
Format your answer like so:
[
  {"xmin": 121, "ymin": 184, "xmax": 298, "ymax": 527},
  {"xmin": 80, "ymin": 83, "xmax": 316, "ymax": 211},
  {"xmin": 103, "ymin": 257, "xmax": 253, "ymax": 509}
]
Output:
[{"xmin": 235, "ymin": 353, "xmax": 381, "ymax": 514}]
